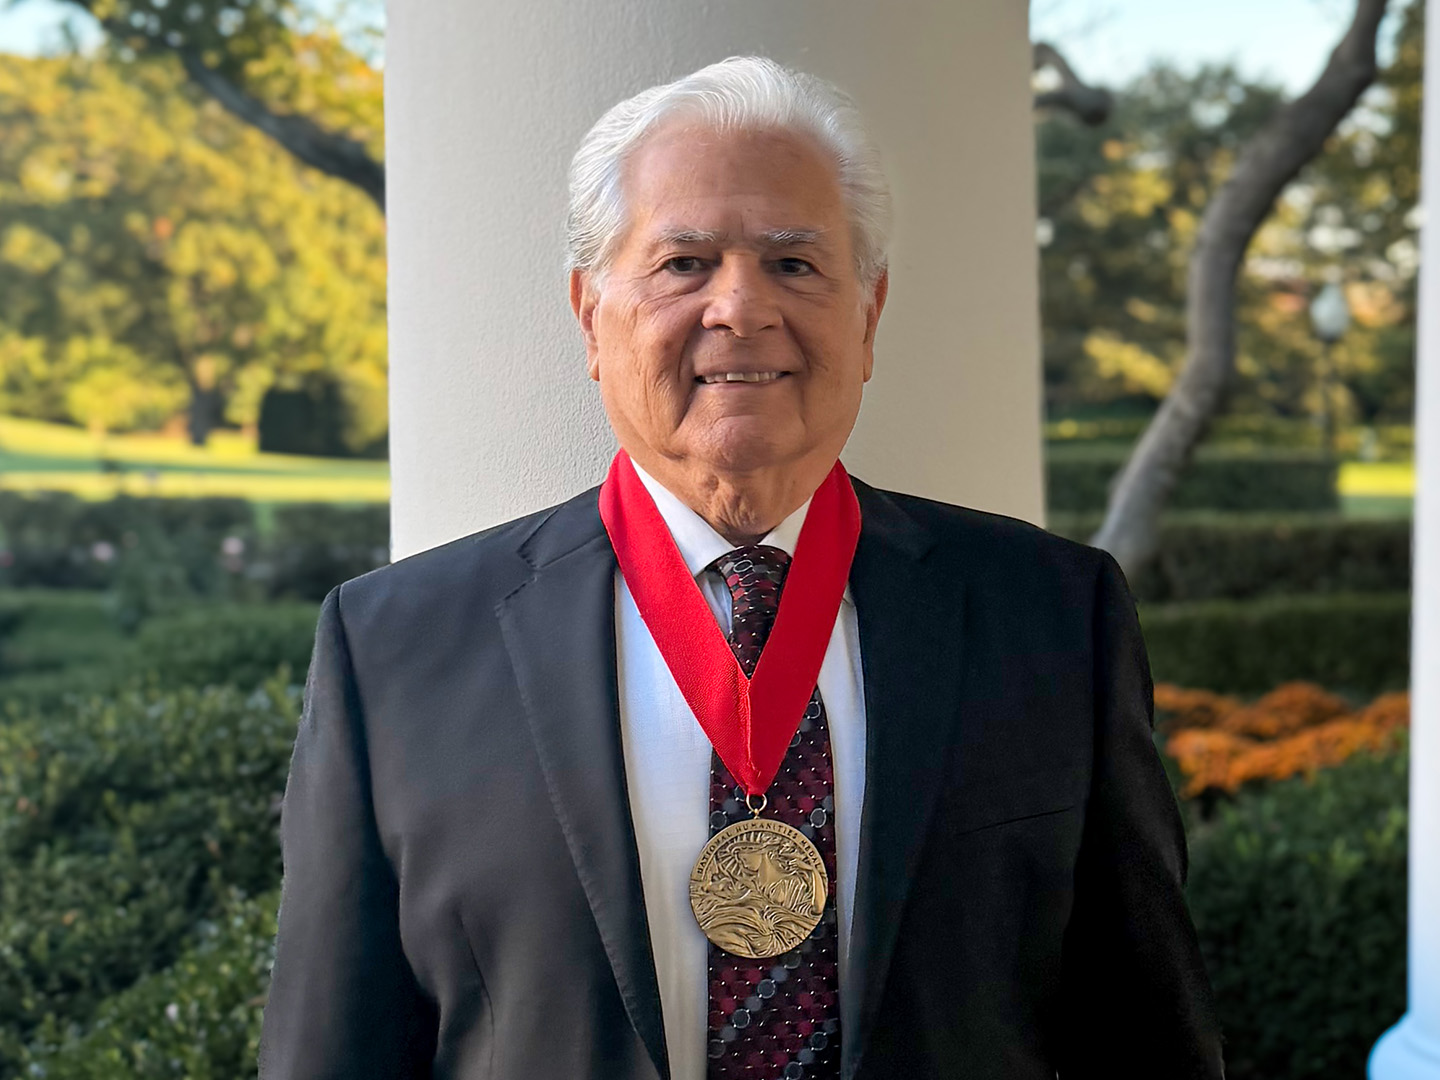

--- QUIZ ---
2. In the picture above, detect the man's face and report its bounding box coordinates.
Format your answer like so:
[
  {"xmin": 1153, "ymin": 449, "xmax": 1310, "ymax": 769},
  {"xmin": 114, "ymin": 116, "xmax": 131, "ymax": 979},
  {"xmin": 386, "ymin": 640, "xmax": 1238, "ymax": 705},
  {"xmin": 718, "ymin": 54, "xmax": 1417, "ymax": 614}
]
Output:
[{"xmin": 571, "ymin": 122, "xmax": 887, "ymax": 480}]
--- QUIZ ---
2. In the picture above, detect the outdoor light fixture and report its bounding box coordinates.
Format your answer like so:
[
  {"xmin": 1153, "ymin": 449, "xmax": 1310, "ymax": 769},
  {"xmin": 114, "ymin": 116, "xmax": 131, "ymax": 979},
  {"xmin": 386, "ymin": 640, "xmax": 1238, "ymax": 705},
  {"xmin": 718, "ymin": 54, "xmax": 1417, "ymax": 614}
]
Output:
[
  {"xmin": 1310, "ymin": 281, "xmax": 1352, "ymax": 343},
  {"xmin": 1309, "ymin": 281, "xmax": 1351, "ymax": 456}
]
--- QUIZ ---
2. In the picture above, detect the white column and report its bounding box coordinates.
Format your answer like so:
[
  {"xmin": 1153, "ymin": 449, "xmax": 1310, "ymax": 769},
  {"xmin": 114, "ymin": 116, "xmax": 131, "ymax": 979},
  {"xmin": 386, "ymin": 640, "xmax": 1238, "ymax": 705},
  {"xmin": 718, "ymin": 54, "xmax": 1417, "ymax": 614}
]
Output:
[
  {"xmin": 1369, "ymin": 3, "xmax": 1440, "ymax": 1076},
  {"xmin": 384, "ymin": 0, "xmax": 1044, "ymax": 560}
]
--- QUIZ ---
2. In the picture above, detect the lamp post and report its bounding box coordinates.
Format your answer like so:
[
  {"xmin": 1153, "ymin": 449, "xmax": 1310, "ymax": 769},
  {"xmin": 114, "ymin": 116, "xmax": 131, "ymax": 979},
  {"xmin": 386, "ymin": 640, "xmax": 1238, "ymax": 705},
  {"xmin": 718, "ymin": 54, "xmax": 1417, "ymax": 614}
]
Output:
[{"xmin": 1310, "ymin": 281, "xmax": 1351, "ymax": 458}]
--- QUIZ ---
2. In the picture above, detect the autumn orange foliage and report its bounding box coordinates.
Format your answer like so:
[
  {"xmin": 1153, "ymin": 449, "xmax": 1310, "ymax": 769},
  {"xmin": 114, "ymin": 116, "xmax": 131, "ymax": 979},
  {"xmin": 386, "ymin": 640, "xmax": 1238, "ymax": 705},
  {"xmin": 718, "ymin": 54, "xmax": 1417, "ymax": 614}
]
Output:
[{"xmin": 1157, "ymin": 682, "xmax": 1409, "ymax": 797}]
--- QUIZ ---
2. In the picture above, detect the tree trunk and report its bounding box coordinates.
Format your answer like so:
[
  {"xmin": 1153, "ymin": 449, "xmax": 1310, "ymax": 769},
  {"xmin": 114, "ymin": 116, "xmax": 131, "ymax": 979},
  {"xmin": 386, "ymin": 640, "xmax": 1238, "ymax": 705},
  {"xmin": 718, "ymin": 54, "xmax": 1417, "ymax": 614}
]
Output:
[
  {"xmin": 1090, "ymin": 0, "xmax": 1388, "ymax": 573},
  {"xmin": 187, "ymin": 383, "xmax": 221, "ymax": 446}
]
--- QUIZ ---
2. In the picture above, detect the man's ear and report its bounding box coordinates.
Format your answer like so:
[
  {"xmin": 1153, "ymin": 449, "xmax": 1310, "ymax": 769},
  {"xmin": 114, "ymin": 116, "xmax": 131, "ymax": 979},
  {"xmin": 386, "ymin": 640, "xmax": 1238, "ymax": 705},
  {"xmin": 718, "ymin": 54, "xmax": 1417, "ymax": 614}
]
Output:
[
  {"xmin": 570, "ymin": 268, "xmax": 602, "ymax": 381},
  {"xmin": 861, "ymin": 268, "xmax": 889, "ymax": 381}
]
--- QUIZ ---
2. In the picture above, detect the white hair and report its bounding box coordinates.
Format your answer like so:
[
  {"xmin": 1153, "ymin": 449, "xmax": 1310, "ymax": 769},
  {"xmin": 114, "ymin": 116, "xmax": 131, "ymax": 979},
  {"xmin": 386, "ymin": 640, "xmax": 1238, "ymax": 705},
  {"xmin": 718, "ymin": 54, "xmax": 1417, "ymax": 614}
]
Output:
[{"xmin": 566, "ymin": 56, "xmax": 892, "ymax": 289}]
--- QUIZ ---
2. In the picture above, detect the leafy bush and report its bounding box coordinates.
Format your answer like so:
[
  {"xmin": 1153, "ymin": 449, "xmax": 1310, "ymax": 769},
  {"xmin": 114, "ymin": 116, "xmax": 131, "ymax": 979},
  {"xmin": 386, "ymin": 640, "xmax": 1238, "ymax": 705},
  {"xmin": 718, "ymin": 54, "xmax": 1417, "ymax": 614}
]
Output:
[
  {"xmin": 1140, "ymin": 592, "xmax": 1410, "ymax": 695},
  {"xmin": 134, "ymin": 603, "xmax": 319, "ymax": 690},
  {"xmin": 1045, "ymin": 418, "xmax": 1415, "ymax": 458},
  {"xmin": 0, "ymin": 590, "xmax": 130, "ymax": 680},
  {"xmin": 0, "ymin": 492, "xmax": 254, "ymax": 598},
  {"xmin": 265, "ymin": 503, "xmax": 389, "ymax": 601},
  {"xmin": 0, "ymin": 593, "xmax": 318, "ymax": 717},
  {"xmin": 0, "ymin": 681, "xmax": 298, "ymax": 1066},
  {"xmin": 1046, "ymin": 448, "xmax": 1339, "ymax": 513},
  {"xmin": 1048, "ymin": 513, "xmax": 1411, "ymax": 602},
  {"xmin": 0, "ymin": 491, "xmax": 387, "ymax": 603},
  {"xmin": 1186, "ymin": 740, "xmax": 1407, "ymax": 1079},
  {"xmin": 19, "ymin": 889, "xmax": 276, "ymax": 1080}
]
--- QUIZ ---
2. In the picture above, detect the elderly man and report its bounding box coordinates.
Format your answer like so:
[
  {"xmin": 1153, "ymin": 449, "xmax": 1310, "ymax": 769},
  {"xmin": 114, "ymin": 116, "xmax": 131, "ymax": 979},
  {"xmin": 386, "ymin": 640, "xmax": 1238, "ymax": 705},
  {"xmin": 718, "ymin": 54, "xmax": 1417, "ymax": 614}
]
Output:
[{"xmin": 259, "ymin": 57, "xmax": 1223, "ymax": 1080}]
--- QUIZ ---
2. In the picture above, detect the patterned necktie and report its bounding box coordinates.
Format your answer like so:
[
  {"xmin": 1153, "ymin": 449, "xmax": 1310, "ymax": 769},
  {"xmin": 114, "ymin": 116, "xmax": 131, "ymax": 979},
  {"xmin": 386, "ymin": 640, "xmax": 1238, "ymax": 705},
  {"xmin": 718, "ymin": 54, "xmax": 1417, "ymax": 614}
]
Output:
[{"xmin": 706, "ymin": 545, "xmax": 841, "ymax": 1080}]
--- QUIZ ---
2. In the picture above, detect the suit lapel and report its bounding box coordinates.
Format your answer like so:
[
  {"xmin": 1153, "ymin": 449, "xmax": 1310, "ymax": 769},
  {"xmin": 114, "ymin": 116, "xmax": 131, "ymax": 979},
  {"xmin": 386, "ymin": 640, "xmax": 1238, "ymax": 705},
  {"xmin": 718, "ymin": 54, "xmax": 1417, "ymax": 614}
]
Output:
[
  {"xmin": 842, "ymin": 480, "xmax": 967, "ymax": 1079},
  {"xmin": 496, "ymin": 490, "xmax": 670, "ymax": 1080}
]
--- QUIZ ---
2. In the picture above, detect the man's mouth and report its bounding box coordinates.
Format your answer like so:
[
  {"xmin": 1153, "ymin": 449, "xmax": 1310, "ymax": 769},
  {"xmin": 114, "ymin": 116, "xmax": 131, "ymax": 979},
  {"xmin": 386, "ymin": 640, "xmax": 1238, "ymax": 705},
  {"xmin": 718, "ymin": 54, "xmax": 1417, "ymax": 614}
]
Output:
[{"xmin": 696, "ymin": 372, "xmax": 789, "ymax": 384}]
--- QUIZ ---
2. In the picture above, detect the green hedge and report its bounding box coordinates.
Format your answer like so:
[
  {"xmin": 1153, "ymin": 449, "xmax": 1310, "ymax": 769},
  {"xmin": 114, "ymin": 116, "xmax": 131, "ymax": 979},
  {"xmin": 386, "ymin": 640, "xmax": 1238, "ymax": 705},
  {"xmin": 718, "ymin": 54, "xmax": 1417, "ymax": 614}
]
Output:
[
  {"xmin": 1140, "ymin": 592, "xmax": 1410, "ymax": 695},
  {"xmin": 19, "ymin": 889, "xmax": 276, "ymax": 1080},
  {"xmin": 0, "ymin": 682, "xmax": 299, "ymax": 1068},
  {"xmin": 1046, "ymin": 448, "xmax": 1339, "ymax": 514},
  {"xmin": 134, "ymin": 603, "xmax": 319, "ymax": 691},
  {"xmin": 0, "ymin": 591, "xmax": 128, "ymax": 679},
  {"xmin": 0, "ymin": 492, "xmax": 254, "ymax": 594},
  {"xmin": 267, "ymin": 503, "xmax": 389, "ymax": 600},
  {"xmin": 0, "ymin": 593, "xmax": 319, "ymax": 713},
  {"xmin": 1049, "ymin": 514, "xmax": 1411, "ymax": 602},
  {"xmin": 0, "ymin": 492, "xmax": 388, "ymax": 602},
  {"xmin": 1187, "ymin": 740, "xmax": 1407, "ymax": 1080}
]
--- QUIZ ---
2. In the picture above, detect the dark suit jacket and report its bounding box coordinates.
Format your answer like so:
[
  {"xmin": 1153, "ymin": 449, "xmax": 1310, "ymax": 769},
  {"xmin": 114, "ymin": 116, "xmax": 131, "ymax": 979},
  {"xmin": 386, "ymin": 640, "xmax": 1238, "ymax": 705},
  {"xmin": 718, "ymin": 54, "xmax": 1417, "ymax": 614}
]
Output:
[{"xmin": 258, "ymin": 478, "xmax": 1224, "ymax": 1080}]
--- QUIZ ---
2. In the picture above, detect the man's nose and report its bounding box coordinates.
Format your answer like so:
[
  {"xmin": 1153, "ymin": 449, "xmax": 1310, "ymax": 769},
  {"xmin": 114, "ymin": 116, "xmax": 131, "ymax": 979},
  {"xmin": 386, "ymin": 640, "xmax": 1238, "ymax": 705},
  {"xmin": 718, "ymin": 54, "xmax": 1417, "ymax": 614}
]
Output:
[{"xmin": 700, "ymin": 256, "xmax": 781, "ymax": 337}]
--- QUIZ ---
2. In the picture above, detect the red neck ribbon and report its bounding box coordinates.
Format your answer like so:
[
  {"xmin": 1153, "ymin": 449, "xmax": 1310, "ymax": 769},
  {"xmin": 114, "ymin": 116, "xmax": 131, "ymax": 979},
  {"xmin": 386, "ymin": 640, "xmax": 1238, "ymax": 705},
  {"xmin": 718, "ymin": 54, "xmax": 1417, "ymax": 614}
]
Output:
[{"xmin": 599, "ymin": 450, "xmax": 861, "ymax": 796}]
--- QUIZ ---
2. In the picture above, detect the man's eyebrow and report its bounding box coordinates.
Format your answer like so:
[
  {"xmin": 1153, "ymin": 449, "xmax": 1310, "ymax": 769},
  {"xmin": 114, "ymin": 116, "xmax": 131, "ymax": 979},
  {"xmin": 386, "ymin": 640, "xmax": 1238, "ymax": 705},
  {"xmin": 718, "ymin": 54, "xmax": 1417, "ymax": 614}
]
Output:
[
  {"xmin": 646, "ymin": 227, "xmax": 828, "ymax": 248},
  {"xmin": 758, "ymin": 228, "xmax": 825, "ymax": 247},
  {"xmin": 652, "ymin": 228, "xmax": 724, "ymax": 246}
]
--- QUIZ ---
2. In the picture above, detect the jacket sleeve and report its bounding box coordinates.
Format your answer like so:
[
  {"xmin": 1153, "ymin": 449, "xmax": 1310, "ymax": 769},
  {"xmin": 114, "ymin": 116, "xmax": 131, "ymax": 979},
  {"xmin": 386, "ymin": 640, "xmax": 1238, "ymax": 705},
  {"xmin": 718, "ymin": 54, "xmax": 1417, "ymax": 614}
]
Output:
[
  {"xmin": 1054, "ymin": 551, "xmax": 1225, "ymax": 1079},
  {"xmin": 259, "ymin": 585, "xmax": 436, "ymax": 1078}
]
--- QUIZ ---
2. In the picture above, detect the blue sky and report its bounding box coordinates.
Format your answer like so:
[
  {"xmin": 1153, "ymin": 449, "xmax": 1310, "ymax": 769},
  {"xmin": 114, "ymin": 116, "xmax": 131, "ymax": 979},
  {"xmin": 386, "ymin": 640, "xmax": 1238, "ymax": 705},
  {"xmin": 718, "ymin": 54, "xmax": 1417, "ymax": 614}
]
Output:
[
  {"xmin": 0, "ymin": 0, "xmax": 1410, "ymax": 95},
  {"xmin": 1031, "ymin": 0, "xmax": 1403, "ymax": 94},
  {"xmin": 0, "ymin": 0, "xmax": 382, "ymax": 60}
]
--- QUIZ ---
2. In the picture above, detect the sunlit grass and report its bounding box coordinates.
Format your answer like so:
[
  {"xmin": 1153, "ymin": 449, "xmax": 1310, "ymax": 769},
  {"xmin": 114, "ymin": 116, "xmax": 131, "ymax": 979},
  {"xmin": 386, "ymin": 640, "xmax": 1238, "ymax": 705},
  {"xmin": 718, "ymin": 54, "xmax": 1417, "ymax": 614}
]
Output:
[
  {"xmin": 0, "ymin": 470, "xmax": 390, "ymax": 502},
  {"xmin": 1338, "ymin": 461, "xmax": 1415, "ymax": 498},
  {"xmin": 0, "ymin": 415, "xmax": 387, "ymax": 474},
  {"xmin": 0, "ymin": 415, "xmax": 389, "ymax": 501}
]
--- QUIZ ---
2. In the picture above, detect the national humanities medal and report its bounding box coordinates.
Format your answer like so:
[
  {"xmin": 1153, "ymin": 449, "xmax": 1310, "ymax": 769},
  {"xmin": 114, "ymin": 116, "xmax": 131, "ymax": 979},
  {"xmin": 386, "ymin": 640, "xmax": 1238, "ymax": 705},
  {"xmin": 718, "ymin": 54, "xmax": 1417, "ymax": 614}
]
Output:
[{"xmin": 598, "ymin": 450, "xmax": 860, "ymax": 959}]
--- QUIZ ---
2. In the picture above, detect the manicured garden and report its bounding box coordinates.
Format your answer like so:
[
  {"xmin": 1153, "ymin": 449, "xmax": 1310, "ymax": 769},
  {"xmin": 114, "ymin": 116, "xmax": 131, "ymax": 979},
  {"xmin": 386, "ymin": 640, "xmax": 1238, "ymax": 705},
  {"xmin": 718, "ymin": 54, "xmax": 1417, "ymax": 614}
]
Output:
[{"xmin": 0, "ymin": 449, "xmax": 1413, "ymax": 1078}]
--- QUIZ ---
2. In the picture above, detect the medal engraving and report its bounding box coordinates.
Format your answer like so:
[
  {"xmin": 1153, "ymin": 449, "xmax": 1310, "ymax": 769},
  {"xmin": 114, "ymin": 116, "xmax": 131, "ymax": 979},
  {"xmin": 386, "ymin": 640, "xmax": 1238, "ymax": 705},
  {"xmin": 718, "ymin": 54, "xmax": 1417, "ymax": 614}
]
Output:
[{"xmin": 689, "ymin": 818, "xmax": 828, "ymax": 959}]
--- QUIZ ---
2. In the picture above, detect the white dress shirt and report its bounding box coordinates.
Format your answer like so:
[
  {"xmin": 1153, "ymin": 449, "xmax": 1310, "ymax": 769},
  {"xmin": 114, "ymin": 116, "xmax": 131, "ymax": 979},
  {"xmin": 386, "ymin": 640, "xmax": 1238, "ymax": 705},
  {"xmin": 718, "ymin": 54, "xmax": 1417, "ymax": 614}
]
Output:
[{"xmin": 614, "ymin": 463, "xmax": 867, "ymax": 1080}]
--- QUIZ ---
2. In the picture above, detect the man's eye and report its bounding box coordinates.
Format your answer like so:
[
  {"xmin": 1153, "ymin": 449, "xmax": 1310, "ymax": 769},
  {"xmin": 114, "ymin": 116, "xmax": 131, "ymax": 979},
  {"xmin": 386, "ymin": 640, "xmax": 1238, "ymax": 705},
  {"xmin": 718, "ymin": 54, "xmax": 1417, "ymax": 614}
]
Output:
[
  {"xmin": 663, "ymin": 256, "xmax": 707, "ymax": 273},
  {"xmin": 774, "ymin": 257, "xmax": 815, "ymax": 275}
]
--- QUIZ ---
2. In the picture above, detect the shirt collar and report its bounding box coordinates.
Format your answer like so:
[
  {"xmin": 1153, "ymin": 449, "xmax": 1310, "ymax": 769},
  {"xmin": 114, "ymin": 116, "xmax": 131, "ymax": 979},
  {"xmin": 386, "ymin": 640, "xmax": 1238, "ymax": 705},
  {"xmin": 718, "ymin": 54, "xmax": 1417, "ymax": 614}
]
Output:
[{"xmin": 629, "ymin": 460, "xmax": 852, "ymax": 604}]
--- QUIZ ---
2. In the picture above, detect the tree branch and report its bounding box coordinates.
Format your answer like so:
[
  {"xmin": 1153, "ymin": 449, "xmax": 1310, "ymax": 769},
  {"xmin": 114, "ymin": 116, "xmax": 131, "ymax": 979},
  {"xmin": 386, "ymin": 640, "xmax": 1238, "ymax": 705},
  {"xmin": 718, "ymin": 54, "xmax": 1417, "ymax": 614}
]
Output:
[
  {"xmin": 177, "ymin": 49, "xmax": 384, "ymax": 211},
  {"xmin": 1090, "ymin": 0, "xmax": 1388, "ymax": 572},
  {"xmin": 49, "ymin": 0, "xmax": 386, "ymax": 209},
  {"xmin": 1033, "ymin": 41, "xmax": 1114, "ymax": 126}
]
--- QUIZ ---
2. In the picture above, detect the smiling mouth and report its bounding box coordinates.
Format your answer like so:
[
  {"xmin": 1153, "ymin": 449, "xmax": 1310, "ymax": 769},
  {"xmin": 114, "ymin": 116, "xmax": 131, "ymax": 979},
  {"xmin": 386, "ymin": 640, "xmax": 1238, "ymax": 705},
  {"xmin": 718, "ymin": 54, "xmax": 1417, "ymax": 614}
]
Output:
[{"xmin": 696, "ymin": 372, "xmax": 790, "ymax": 384}]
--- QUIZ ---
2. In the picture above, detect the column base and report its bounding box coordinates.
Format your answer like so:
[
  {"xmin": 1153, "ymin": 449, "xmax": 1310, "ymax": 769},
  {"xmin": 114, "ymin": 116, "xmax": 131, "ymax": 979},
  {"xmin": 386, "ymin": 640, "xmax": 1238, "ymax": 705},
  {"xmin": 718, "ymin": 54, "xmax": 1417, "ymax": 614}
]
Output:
[{"xmin": 1371, "ymin": 1014, "xmax": 1440, "ymax": 1079}]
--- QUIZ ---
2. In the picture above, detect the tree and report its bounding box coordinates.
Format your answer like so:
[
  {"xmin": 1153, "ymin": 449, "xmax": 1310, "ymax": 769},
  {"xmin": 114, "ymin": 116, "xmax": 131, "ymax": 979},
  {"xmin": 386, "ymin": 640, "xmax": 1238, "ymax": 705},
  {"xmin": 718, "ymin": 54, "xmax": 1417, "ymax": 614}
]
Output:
[
  {"xmin": 1035, "ymin": 65, "xmax": 1289, "ymax": 414},
  {"xmin": 41, "ymin": 0, "xmax": 387, "ymax": 207},
  {"xmin": 35, "ymin": 0, "xmax": 1104, "ymax": 215},
  {"xmin": 1091, "ymin": 0, "xmax": 1390, "ymax": 572},
  {"xmin": 0, "ymin": 52, "xmax": 387, "ymax": 445}
]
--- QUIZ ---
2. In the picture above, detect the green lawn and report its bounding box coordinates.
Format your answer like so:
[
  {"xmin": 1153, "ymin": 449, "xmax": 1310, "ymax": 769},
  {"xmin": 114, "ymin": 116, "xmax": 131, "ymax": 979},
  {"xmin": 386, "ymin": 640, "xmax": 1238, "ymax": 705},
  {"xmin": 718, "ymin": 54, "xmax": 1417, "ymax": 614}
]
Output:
[
  {"xmin": 0, "ymin": 415, "xmax": 389, "ymax": 502},
  {"xmin": 3, "ymin": 415, "xmax": 1417, "ymax": 514}
]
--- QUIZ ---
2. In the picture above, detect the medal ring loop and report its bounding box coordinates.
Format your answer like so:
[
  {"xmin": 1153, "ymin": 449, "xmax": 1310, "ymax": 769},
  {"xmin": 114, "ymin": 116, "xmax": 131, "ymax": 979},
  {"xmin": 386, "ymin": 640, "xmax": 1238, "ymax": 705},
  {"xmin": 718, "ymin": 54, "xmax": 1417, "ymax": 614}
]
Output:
[{"xmin": 745, "ymin": 792, "xmax": 768, "ymax": 816}]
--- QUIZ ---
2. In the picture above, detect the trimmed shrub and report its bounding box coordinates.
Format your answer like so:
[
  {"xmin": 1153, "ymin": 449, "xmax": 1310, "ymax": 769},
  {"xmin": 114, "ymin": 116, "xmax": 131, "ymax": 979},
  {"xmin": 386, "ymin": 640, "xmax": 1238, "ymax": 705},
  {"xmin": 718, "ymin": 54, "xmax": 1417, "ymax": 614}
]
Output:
[
  {"xmin": 134, "ymin": 603, "xmax": 318, "ymax": 690},
  {"xmin": 0, "ymin": 492, "xmax": 254, "ymax": 595},
  {"xmin": 1, "ymin": 594, "xmax": 319, "ymax": 713},
  {"xmin": 266, "ymin": 503, "xmax": 389, "ymax": 601},
  {"xmin": 1046, "ymin": 448, "xmax": 1338, "ymax": 514},
  {"xmin": 0, "ymin": 492, "xmax": 387, "ymax": 604},
  {"xmin": 19, "ymin": 889, "xmax": 277, "ymax": 1080},
  {"xmin": 0, "ymin": 682, "xmax": 298, "ymax": 1068},
  {"xmin": 1186, "ymin": 741, "xmax": 1407, "ymax": 1080},
  {"xmin": 1048, "ymin": 513, "xmax": 1411, "ymax": 602},
  {"xmin": 0, "ymin": 590, "xmax": 130, "ymax": 679},
  {"xmin": 1048, "ymin": 512, "xmax": 1405, "ymax": 604},
  {"xmin": 1140, "ymin": 593, "xmax": 1410, "ymax": 695}
]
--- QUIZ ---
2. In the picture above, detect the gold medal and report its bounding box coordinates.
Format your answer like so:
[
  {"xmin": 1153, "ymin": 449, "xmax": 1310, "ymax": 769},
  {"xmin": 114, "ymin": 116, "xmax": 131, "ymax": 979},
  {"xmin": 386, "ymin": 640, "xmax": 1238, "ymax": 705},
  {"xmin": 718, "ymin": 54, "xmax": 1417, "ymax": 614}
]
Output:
[{"xmin": 689, "ymin": 812, "xmax": 829, "ymax": 959}]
